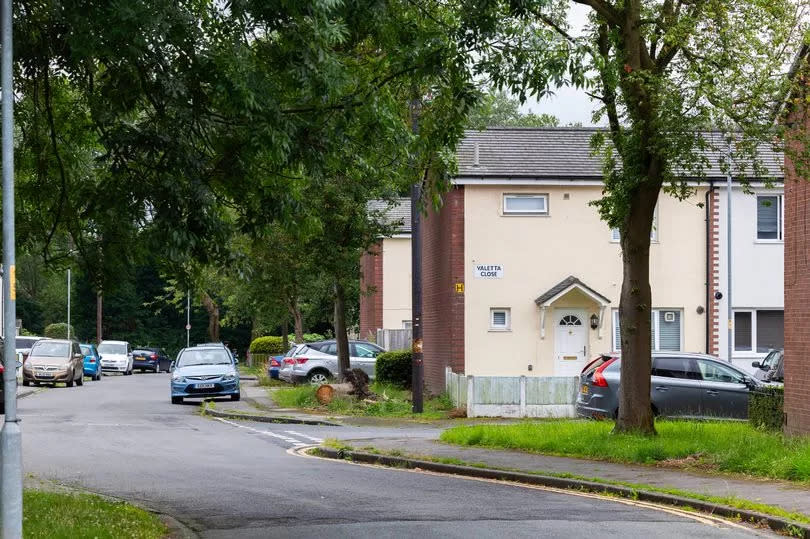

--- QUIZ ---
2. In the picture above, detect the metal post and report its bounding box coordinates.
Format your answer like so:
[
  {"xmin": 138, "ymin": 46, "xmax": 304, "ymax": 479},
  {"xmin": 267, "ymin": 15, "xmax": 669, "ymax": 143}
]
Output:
[
  {"xmin": 66, "ymin": 269, "xmax": 71, "ymax": 340},
  {"xmin": 0, "ymin": 0, "xmax": 22, "ymax": 532},
  {"xmin": 409, "ymin": 95, "xmax": 423, "ymax": 413},
  {"xmin": 186, "ymin": 290, "xmax": 190, "ymax": 348},
  {"xmin": 726, "ymin": 139, "xmax": 733, "ymax": 363}
]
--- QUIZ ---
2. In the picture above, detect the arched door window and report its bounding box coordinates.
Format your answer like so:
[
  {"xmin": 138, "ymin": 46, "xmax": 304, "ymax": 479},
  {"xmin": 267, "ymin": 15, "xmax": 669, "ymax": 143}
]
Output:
[{"xmin": 559, "ymin": 315, "xmax": 583, "ymax": 326}]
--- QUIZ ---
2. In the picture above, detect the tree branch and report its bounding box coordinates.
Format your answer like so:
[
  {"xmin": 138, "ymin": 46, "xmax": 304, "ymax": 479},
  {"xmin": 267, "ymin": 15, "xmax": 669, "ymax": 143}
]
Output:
[{"xmin": 572, "ymin": 0, "xmax": 621, "ymax": 27}]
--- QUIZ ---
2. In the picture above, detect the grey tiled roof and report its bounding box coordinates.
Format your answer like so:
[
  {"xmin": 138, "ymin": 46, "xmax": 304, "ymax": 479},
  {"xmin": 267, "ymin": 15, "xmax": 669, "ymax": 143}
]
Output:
[
  {"xmin": 368, "ymin": 198, "xmax": 411, "ymax": 234},
  {"xmin": 535, "ymin": 276, "xmax": 611, "ymax": 306},
  {"xmin": 456, "ymin": 127, "xmax": 784, "ymax": 180}
]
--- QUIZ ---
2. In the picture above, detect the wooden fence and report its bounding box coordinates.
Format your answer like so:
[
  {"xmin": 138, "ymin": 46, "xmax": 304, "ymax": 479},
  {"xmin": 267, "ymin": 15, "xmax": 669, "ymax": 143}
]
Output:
[
  {"xmin": 375, "ymin": 328, "xmax": 412, "ymax": 351},
  {"xmin": 445, "ymin": 367, "xmax": 579, "ymax": 418}
]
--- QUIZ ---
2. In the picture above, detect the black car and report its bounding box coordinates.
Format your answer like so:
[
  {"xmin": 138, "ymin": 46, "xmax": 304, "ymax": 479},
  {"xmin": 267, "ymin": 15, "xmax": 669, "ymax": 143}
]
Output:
[
  {"xmin": 752, "ymin": 349, "xmax": 784, "ymax": 384},
  {"xmin": 133, "ymin": 347, "xmax": 171, "ymax": 373}
]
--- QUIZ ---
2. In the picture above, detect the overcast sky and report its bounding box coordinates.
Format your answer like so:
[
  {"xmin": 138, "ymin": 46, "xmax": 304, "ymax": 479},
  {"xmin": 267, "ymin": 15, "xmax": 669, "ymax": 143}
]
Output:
[{"xmin": 518, "ymin": 4, "xmax": 598, "ymax": 126}]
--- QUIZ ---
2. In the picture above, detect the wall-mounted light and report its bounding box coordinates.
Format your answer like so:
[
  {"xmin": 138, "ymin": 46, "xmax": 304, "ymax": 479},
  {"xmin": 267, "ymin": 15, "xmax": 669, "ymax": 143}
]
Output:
[{"xmin": 590, "ymin": 313, "xmax": 599, "ymax": 330}]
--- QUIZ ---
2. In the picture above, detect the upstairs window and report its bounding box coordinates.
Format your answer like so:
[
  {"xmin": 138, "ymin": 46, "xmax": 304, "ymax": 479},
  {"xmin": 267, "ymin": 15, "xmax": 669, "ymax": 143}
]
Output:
[
  {"xmin": 503, "ymin": 194, "xmax": 548, "ymax": 215},
  {"xmin": 611, "ymin": 205, "xmax": 659, "ymax": 242},
  {"xmin": 756, "ymin": 195, "xmax": 783, "ymax": 241}
]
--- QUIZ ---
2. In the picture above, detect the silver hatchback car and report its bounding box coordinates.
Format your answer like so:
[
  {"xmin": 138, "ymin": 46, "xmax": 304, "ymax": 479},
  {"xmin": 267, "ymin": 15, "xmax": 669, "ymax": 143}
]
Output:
[
  {"xmin": 278, "ymin": 340, "xmax": 385, "ymax": 385},
  {"xmin": 576, "ymin": 352, "xmax": 761, "ymax": 420}
]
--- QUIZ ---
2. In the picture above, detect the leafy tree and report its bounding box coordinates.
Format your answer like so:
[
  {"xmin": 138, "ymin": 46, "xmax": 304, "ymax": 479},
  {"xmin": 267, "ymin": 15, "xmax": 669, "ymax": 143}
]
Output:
[
  {"xmin": 467, "ymin": 91, "xmax": 559, "ymax": 128},
  {"xmin": 467, "ymin": 0, "xmax": 804, "ymax": 433}
]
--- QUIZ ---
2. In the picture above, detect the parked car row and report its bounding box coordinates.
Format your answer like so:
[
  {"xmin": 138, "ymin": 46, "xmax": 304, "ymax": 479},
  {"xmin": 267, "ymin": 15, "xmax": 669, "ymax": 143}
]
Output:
[
  {"xmin": 274, "ymin": 339, "xmax": 385, "ymax": 385},
  {"xmin": 576, "ymin": 352, "xmax": 766, "ymax": 420}
]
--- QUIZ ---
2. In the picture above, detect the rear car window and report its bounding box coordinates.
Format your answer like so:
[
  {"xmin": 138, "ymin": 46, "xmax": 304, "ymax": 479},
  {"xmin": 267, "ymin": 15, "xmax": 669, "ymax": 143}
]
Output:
[
  {"xmin": 652, "ymin": 356, "xmax": 700, "ymax": 380},
  {"xmin": 582, "ymin": 355, "xmax": 616, "ymax": 376},
  {"xmin": 80, "ymin": 345, "xmax": 91, "ymax": 355}
]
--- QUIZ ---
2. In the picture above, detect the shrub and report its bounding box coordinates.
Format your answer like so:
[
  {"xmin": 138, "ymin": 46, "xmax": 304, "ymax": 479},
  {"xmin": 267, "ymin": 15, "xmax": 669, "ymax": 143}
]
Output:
[
  {"xmin": 749, "ymin": 386, "xmax": 784, "ymax": 431},
  {"xmin": 285, "ymin": 333, "xmax": 325, "ymax": 344},
  {"xmin": 249, "ymin": 336, "xmax": 285, "ymax": 354},
  {"xmin": 375, "ymin": 349, "xmax": 412, "ymax": 388},
  {"xmin": 43, "ymin": 323, "xmax": 75, "ymax": 339}
]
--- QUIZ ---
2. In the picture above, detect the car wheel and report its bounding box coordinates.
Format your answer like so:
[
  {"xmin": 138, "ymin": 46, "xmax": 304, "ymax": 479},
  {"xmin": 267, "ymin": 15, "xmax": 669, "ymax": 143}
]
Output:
[
  {"xmin": 22, "ymin": 380, "xmax": 29, "ymax": 387},
  {"xmin": 307, "ymin": 371, "xmax": 330, "ymax": 385},
  {"xmin": 66, "ymin": 378, "xmax": 74, "ymax": 388},
  {"xmin": 231, "ymin": 393, "xmax": 241, "ymax": 401},
  {"xmin": 171, "ymin": 396, "xmax": 183, "ymax": 404},
  {"xmin": 76, "ymin": 373, "xmax": 84, "ymax": 386}
]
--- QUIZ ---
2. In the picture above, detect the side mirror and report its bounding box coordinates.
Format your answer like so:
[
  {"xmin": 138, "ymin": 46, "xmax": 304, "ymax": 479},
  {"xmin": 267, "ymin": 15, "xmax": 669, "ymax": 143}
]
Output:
[
  {"xmin": 233, "ymin": 358, "xmax": 239, "ymax": 365},
  {"xmin": 74, "ymin": 353, "xmax": 84, "ymax": 360},
  {"xmin": 169, "ymin": 361, "xmax": 175, "ymax": 372},
  {"xmin": 744, "ymin": 376, "xmax": 757, "ymax": 389},
  {"xmin": 751, "ymin": 361, "xmax": 762, "ymax": 369}
]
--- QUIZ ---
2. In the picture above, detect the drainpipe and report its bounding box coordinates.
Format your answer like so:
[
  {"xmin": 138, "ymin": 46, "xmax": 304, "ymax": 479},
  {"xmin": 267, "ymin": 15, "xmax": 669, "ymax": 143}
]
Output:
[{"xmin": 705, "ymin": 181, "xmax": 715, "ymax": 355}]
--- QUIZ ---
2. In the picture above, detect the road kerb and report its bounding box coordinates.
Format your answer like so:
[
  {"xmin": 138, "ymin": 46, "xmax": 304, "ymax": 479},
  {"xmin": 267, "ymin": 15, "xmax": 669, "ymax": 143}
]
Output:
[
  {"xmin": 201, "ymin": 406, "xmax": 341, "ymax": 426},
  {"xmin": 314, "ymin": 447, "xmax": 810, "ymax": 538}
]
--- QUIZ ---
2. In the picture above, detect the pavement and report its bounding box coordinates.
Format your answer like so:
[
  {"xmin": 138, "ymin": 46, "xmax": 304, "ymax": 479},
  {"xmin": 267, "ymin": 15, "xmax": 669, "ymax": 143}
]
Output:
[
  {"xmin": 17, "ymin": 372, "xmax": 772, "ymax": 537},
  {"xmin": 226, "ymin": 381, "xmax": 810, "ymax": 520}
]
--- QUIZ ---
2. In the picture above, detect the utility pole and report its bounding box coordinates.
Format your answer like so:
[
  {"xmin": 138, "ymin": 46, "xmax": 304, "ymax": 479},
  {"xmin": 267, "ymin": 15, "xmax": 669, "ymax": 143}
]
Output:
[
  {"xmin": 726, "ymin": 138, "xmax": 733, "ymax": 363},
  {"xmin": 410, "ymin": 94, "xmax": 424, "ymax": 413},
  {"xmin": 96, "ymin": 291, "xmax": 103, "ymax": 343},
  {"xmin": 0, "ymin": 0, "xmax": 22, "ymax": 531},
  {"xmin": 186, "ymin": 290, "xmax": 191, "ymax": 348},
  {"xmin": 67, "ymin": 268, "xmax": 71, "ymax": 340}
]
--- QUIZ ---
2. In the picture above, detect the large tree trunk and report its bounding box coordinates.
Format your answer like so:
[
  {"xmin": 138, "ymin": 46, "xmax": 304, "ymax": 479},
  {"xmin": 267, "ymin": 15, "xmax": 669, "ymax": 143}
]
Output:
[
  {"xmin": 615, "ymin": 184, "xmax": 659, "ymax": 435},
  {"xmin": 288, "ymin": 299, "xmax": 304, "ymax": 343},
  {"xmin": 334, "ymin": 281, "xmax": 351, "ymax": 380},
  {"xmin": 200, "ymin": 291, "xmax": 220, "ymax": 342}
]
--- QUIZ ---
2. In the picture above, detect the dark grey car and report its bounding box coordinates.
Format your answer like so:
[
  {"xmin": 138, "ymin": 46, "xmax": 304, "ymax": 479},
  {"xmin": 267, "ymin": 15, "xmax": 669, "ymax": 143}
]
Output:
[{"xmin": 576, "ymin": 352, "xmax": 760, "ymax": 420}]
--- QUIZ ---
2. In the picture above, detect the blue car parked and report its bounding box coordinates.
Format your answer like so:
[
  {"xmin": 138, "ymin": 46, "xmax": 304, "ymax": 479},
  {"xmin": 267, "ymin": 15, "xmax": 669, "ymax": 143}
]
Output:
[
  {"xmin": 80, "ymin": 343, "xmax": 102, "ymax": 381},
  {"xmin": 170, "ymin": 345, "xmax": 240, "ymax": 404}
]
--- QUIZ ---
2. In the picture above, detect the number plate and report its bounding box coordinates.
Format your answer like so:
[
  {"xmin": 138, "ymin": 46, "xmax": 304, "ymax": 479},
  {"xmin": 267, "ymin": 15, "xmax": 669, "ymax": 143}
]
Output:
[
  {"xmin": 195, "ymin": 383, "xmax": 215, "ymax": 389},
  {"xmin": 581, "ymin": 384, "xmax": 589, "ymax": 395}
]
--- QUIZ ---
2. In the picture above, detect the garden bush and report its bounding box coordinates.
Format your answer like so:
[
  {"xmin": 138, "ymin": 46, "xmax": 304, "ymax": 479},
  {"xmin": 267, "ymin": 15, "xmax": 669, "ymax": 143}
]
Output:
[
  {"xmin": 375, "ymin": 349, "xmax": 412, "ymax": 388},
  {"xmin": 43, "ymin": 323, "xmax": 75, "ymax": 339},
  {"xmin": 285, "ymin": 333, "xmax": 325, "ymax": 344},
  {"xmin": 249, "ymin": 336, "xmax": 285, "ymax": 354},
  {"xmin": 749, "ymin": 386, "xmax": 784, "ymax": 431}
]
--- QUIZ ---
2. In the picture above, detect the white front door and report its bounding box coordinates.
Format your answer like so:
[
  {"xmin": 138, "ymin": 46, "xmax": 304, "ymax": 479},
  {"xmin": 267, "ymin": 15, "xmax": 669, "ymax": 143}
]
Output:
[{"xmin": 554, "ymin": 310, "xmax": 588, "ymax": 376}]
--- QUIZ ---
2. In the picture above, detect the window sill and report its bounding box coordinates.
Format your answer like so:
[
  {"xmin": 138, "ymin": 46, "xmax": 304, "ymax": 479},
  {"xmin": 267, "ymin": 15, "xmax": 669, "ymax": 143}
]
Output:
[
  {"xmin": 753, "ymin": 239, "xmax": 783, "ymax": 245},
  {"xmin": 501, "ymin": 213, "xmax": 549, "ymax": 217},
  {"xmin": 488, "ymin": 328, "xmax": 512, "ymax": 333},
  {"xmin": 610, "ymin": 239, "xmax": 659, "ymax": 244}
]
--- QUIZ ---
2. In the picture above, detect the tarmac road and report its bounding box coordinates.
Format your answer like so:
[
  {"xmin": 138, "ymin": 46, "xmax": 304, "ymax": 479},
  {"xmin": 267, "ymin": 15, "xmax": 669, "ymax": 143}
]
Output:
[{"xmin": 19, "ymin": 373, "xmax": 773, "ymax": 538}]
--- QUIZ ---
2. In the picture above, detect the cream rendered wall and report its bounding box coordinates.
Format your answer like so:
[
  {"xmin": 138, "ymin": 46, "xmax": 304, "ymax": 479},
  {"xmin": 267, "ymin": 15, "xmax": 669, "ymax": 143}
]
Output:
[
  {"xmin": 463, "ymin": 185, "xmax": 708, "ymax": 377},
  {"xmin": 381, "ymin": 237, "xmax": 413, "ymax": 329}
]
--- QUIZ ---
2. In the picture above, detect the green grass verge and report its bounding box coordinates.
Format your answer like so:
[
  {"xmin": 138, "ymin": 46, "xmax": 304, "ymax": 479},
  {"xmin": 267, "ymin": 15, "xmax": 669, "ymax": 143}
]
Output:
[
  {"xmin": 273, "ymin": 383, "xmax": 454, "ymax": 419},
  {"xmin": 439, "ymin": 420, "xmax": 810, "ymax": 482},
  {"xmin": 315, "ymin": 443, "xmax": 810, "ymax": 528},
  {"xmin": 23, "ymin": 490, "xmax": 167, "ymax": 538}
]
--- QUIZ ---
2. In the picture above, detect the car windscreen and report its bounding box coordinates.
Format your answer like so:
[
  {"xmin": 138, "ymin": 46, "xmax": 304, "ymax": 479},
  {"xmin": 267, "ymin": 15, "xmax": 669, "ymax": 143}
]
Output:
[
  {"xmin": 16, "ymin": 337, "xmax": 39, "ymax": 349},
  {"xmin": 176, "ymin": 348, "xmax": 232, "ymax": 368},
  {"xmin": 760, "ymin": 350, "xmax": 781, "ymax": 370},
  {"xmin": 80, "ymin": 345, "xmax": 92, "ymax": 356},
  {"xmin": 98, "ymin": 343, "xmax": 127, "ymax": 355},
  {"xmin": 32, "ymin": 341, "xmax": 69, "ymax": 357}
]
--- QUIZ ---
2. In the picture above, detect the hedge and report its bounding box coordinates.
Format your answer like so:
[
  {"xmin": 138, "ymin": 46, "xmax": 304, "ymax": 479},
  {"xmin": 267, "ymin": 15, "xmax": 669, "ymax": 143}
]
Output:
[
  {"xmin": 375, "ymin": 349, "xmax": 412, "ymax": 388},
  {"xmin": 287, "ymin": 333, "xmax": 325, "ymax": 343},
  {"xmin": 43, "ymin": 323, "xmax": 75, "ymax": 339},
  {"xmin": 749, "ymin": 386, "xmax": 784, "ymax": 431},
  {"xmin": 249, "ymin": 336, "xmax": 286, "ymax": 355}
]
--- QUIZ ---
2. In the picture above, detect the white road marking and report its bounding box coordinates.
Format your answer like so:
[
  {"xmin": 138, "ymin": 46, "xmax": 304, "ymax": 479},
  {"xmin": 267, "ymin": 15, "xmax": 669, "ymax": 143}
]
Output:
[
  {"xmin": 213, "ymin": 417, "xmax": 314, "ymax": 447},
  {"xmin": 284, "ymin": 430, "xmax": 324, "ymax": 443}
]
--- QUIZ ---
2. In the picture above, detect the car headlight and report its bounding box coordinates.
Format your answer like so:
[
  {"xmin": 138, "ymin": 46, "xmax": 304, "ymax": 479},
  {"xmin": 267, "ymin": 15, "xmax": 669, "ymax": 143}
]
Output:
[
  {"xmin": 172, "ymin": 372, "xmax": 184, "ymax": 382},
  {"xmin": 222, "ymin": 373, "xmax": 237, "ymax": 381}
]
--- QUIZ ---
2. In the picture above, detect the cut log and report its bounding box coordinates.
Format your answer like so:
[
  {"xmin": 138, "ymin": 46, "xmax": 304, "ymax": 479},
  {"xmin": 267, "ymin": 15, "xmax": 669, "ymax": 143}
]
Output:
[{"xmin": 315, "ymin": 383, "xmax": 353, "ymax": 405}]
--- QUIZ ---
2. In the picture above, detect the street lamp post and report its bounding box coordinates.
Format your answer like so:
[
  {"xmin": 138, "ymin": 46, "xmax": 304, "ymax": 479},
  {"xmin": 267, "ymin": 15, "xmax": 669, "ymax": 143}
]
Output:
[{"xmin": 0, "ymin": 0, "xmax": 23, "ymax": 533}]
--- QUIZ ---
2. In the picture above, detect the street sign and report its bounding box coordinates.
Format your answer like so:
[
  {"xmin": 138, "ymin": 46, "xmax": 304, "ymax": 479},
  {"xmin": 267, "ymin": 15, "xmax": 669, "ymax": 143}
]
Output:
[{"xmin": 185, "ymin": 324, "xmax": 191, "ymax": 330}]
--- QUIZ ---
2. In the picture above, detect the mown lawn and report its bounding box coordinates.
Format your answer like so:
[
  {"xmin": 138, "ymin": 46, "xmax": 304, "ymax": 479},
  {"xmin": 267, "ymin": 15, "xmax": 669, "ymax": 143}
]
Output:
[
  {"xmin": 440, "ymin": 420, "xmax": 810, "ymax": 482},
  {"xmin": 24, "ymin": 490, "xmax": 167, "ymax": 538},
  {"xmin": 272, "ymin": 383, "xmax": 454, "ymax": 419}
]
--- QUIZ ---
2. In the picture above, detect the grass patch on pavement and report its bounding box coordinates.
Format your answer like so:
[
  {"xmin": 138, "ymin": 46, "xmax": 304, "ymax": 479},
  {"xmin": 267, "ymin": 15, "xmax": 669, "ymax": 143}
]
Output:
[
  {"xmin": 439, "ymin": 420, "xmax": 810, "ymax": 482},
  {"xmin": 273, "ymin": 383, "xmax": 454, "ymax": 419},
  {"xmin": 24, "ymin": 490, "xmax": 166, "ymax": 538}
]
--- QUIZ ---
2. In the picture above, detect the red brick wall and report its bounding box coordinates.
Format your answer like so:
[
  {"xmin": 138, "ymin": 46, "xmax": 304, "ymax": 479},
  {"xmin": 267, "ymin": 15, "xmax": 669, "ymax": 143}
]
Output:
[
  {"xmin": 359, "ymin": 242, "xmax": 383, "ymax": 342},
  {"xmin": 422, "ymin": 186, "xmax": 466, "ymax": 394},
  {"xmin": 707, "ymin": 189, "xmax": 720, "ymax": 356},
  {"xmin": 785, "ymin": 103, "xmax": 810, "ymax": 435}
]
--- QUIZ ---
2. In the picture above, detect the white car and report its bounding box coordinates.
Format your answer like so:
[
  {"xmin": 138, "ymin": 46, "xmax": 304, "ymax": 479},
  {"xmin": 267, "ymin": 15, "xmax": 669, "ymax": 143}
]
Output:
[{"xmin": 98, "ymin": 340, "xmax": 134, "ymax": 375}]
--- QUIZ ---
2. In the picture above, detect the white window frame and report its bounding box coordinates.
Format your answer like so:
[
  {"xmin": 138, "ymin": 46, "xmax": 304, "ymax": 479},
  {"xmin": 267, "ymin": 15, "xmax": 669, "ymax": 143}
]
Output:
[
  {"xmin": 402, "ymin": 320, "xmax": 412, "ymax": 330},
  {"xmin": 610, "ymin": 205, "xmax": 659, "ymax": 243},
  {"xmin": 755, "ymin": 194, "xmax": 783, "ymax": 242},
  {"xmin": 490, "ymin": 308, "xmax": 511, "ymax": 331},
  {"xmin": 612, "ymin": 308, "xmax": 683, "ymax": 352},
  {"xmin": 502, "ymin": 194, "xmax": 548, "ymax": 216},
  {"xmin": 732, "ymin": 309, "xmax": 784, "ymax": 356}
]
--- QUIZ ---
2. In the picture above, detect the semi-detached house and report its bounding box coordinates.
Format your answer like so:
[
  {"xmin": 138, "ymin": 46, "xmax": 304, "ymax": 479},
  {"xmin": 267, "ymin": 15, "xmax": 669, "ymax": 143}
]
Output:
[{"xmin": 360, "ymin": 127, "xmax": 784, "ymax": 395}]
